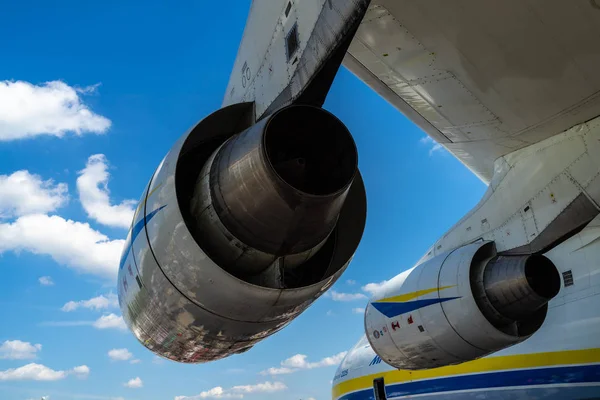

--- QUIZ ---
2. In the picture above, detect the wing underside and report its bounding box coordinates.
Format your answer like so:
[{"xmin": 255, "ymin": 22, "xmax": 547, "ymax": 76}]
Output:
[{"xmin": 344, "ymin": 0, "xmax": 600, "ymax": 182}]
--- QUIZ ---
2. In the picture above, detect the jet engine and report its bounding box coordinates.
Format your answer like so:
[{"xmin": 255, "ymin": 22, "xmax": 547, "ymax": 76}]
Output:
[
  {"xmin": 364, "ymin": 241, "xmax": 561, "ymax": 370},
  {"xmin": 117, "ymin": 103, "xmax": 366, "ymax": 363}
]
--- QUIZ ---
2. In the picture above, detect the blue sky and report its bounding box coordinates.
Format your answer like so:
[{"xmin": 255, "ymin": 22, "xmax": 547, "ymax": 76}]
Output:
[{"xmin": 0, "ymin": 2, "xmax": 485, "ymax": 399}]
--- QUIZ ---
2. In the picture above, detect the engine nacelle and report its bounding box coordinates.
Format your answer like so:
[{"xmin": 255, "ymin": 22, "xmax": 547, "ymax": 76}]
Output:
[
  {"xmin": 364, "ymin": 241, "xmax": 560, "ymax": 370},
  {"xmin": 117, "ymin": 103, "xmax": 366, "ymax": 363}
]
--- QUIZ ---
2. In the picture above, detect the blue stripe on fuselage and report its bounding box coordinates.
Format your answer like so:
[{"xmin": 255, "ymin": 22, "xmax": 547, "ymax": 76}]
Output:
[
  {"xmin": 337, "ymin": 364, "xmax": 600, "ymax": 400},
  {"xmin": 119, "ymin": 205, "xmax": 167, "ymax": 270},
  {"xmin": 371, "ymin": 297, "xmax": 461, "ymax": 318}
]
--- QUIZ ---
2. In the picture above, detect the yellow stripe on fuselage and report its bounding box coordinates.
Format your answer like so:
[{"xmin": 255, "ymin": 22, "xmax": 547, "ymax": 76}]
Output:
[
  {"xmin": 332, "ymin": 348, "xmax": 600, "ymax": 399},
  {"xmin": 376, "ymin": 285, "xmax": 455, "ymax": 303}
]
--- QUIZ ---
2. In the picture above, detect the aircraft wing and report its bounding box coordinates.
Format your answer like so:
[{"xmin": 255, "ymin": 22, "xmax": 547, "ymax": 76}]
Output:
[{"xmin": 344, "ymin": 0, "xmax": 600, "ymax": 183}]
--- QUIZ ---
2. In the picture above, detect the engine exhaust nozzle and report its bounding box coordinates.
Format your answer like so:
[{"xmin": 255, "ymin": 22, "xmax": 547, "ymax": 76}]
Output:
[{"xmin": 191, "ymin": 105, "xmax": 358, "ymax": 277}]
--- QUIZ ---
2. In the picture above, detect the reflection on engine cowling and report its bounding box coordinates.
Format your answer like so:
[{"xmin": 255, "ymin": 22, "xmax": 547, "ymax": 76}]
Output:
[
  {"xmin": 364, "ymin": 241, "xmax": 560, "ymax": 370},
  {"xmin": 117, "ymin": 103, "xmax": 366, "ymax": 363}
]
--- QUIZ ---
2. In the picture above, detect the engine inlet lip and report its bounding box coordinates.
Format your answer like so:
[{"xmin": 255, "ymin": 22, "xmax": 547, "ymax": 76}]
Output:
[{"xmin": 261, "ymin": 105, "xmax": 358, "ymax": 199}]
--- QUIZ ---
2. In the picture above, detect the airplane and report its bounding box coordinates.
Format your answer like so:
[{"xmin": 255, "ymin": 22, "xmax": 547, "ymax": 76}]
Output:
[{"xmin": 114, "ymin": 0, "xmax": 600, "ymax": 399}]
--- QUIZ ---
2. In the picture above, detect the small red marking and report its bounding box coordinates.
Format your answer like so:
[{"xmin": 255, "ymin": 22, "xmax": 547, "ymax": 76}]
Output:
[
  {"xmin": 391, "ymin": 321, "xmax": 400, "ymax": 331},
  {"xmin": 407, "ymin": 315, "xmax": 414, "ymax": 324}
]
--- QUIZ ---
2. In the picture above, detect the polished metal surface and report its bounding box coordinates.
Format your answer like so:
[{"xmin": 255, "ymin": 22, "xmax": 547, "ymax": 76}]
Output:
[
  {"xmin": 482, "ymin": 255, "xmax": 561, "ymax": 321},
  {"xmin": 190, "ymin": 105, "xmax": 358, "ymax": 277},
  {"xmin": 118, "ymin": 103, "xmax": 367, "ymax": 363}
]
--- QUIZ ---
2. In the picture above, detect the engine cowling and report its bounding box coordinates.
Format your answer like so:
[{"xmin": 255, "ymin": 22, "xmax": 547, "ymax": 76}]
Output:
[
  {"xmin": 364, "ymin": 241, "xmax": 561, "ymax": 370},
  {"xmin": 117, "ymin": 103, "xmax": 366, "ymax": 363}
]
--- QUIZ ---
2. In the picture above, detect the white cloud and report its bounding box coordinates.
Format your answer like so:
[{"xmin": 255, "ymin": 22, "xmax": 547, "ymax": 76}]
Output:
[
  {"xmin": 231, "ymin": 382, "xmax": 286, "ymax": 393},
  {"xmin": 175, "ymin": 381, "xmax": 286, "ymax": 399},
  {"xmin": 361, "ymin": 280, "xmax": 389, "ymax": 296},
  {"xmin": 175, "ymin": 386, "xmax": 242, "ymax": 399},
  {"xmin": 419, "ymin": 136, "xmax": 444, "ymax": 156},
  {"xmin": 77, "ymin": 154, "xmax": 136, "ymax": 229},
  {"xmin": 346, "ymin": 279, "xmax": 356, "ymax": 285},
  {"xmin": 0, "ymin": 363, "xmax": 88, "ymax": 381},
  {"xmin": 327, "ymin": 291, "xmax": 367, "ymax": 302},
  {"xmin": 0, "ymin": 80, "xmax": 111, "ymax": 141},
  {"xmin": 38, "ymin": 276, "xmax": 54, "ymax": 286},
  {"xmin": 93, "ymin": 314, "xmax": 126, "ymax": 331},
  {"xmin": 260, "ymin": 352, "xmax": 347, "ymax": 376},
  {"xmin": 62, "ymin": 293, "xmax": 118, "ymax": 312},
  {"xmin": 124, "ymin": 377, "xmax": 143, "ymax": 388},
  {"xmin": 260, "ymin": 366, "xmax": 294, "ymax": 375},
  {"xmin": 72, "ymin": 365, "xmax": 90, "ymax": 379},
  {"xmin": 0, "ymin": 214, "xmax": 124, "ymax": 280},
  {"xmin": 0, "ymin": 340, "xmax": 42, "ymax": 360},
  {"xmin": 0, "ymin": 171, "xmax": 68, "ymax": 218},
  {"xmin": 0, "ymin": 363, "xmax": 66, "ymax": 381},
  {"xmin": 325, "ymin": 310, "xmax": 334, "ymax": 317},
  {"xmin": 352, "ymin": 307, "xmax": 365, "ymax": 314},
  {"xmin": 108, "ymin": 348, "xmax": 133, "ymax": 361},
  {"xmin": 130, "ymin": 359, "xmax": 141, "ymax": 364}
]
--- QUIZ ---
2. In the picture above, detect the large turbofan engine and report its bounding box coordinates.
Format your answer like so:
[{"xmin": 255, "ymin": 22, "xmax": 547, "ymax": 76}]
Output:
[
  {"xmin": 365, "ymin": 241, "xmax": 561, "ymax": 370},
  {"xmin": 117, "ymin": 103, "xmax": 366, "ymax": 363}
]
